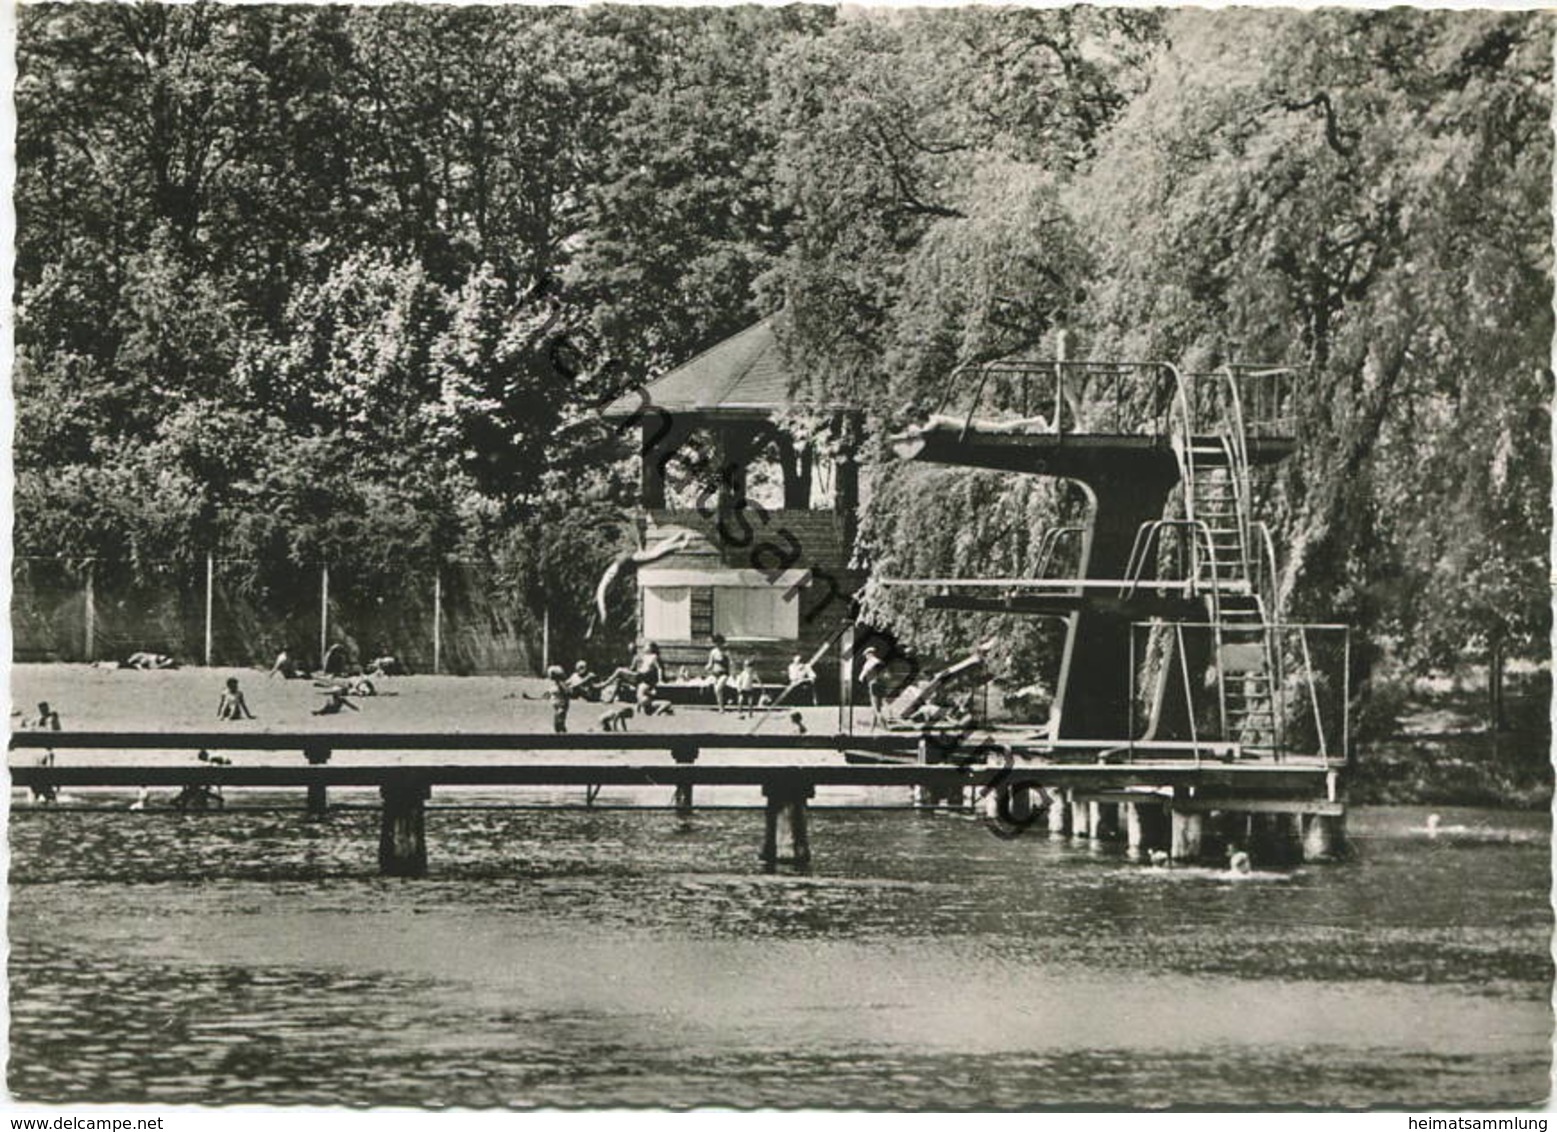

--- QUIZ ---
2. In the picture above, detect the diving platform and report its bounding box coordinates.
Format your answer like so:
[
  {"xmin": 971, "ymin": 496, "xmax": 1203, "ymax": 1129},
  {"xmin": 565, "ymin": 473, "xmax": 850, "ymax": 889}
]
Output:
[{"xmin": 883, "ymin": 359, "xmax": 1338, "ymax": 777}]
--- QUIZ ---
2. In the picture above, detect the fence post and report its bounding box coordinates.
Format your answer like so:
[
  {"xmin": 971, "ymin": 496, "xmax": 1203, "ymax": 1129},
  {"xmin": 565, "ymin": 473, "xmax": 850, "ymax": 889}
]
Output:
[
  {"xmin": 319, "ymin": 564, "xmax": 329, "ymax": 669},
  {"xmin": 204, "ymin": 553, "xmax": 214, "ymax": 667},
  {"xmin": 433, "ymin": 569, "xmax": 442, "ymax": 675},
  {"xmin": 542, "ymin": 605, "xmax": 550, "ymax": 673},
  {"xmin": 83, "ymin": 562, "xmax": 96, "ymax": 662}
]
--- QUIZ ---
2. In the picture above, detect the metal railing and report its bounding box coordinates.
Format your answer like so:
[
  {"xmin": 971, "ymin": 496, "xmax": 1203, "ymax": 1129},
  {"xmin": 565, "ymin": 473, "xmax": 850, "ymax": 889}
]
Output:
[
  {"xmin": 1129, "ymin": 620, "xmax": 1350, "ymax": 764},
  {"xmin": 934, "ymin": 359, "xmax": 1179, "ymax": 439}
]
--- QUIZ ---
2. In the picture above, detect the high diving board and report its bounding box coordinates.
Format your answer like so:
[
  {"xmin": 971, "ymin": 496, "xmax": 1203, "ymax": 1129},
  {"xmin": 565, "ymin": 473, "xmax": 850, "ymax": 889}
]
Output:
[{"xmin": 874, "ymin": 578, "xmax": 1247, "ymax": 592}]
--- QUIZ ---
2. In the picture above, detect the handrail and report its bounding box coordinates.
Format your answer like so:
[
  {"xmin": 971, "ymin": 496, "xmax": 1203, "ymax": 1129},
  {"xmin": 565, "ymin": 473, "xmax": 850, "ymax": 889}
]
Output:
[
  {"xmin": 1032, "ymin": 526, "xmax": 1086, "ymax": 579},
  {"xmin": 881, "ymin": 577, "xmax": 1220, "ymax": 591},
  {"xmin": 1119, "ymin": 522, "xmax": 1160, "ymax": 599},
  {"xmin": 1162, "ymin": 362, "xmax": 1201, "ymax": 578},
  {"xmin": 1174, "ymin": 622, "xmax": 1201, "ymax": 765},
  {"xmin": 1251, "ymin": 521, "xmax": 1281, "ymax": 613},
  {"xmin": 1249, "ymin": 522, "xmax": 1285, "ymax": 756},
  {"xmin": 931, "ymin": 358, "xmax": 1293, "ymax": 444},
  {"xmin": 1218, "ymin": 365, "xmax": 1255, "ymax": 579},
  {"xmin": 1118, "ymin": 519, "xmax": 1235, "ymax": 617},
  {"xmin": 1119, "ymin": 516, "xmax": 1220, "ymax": 598},
  {"xmin": 1129, "ymin": 619, "xmax": 1346, "ymax": 764},
  {"xmin": 958, "ymin": 362, "xmax": 997, "ymax": 441},
  {"xmin": 1297, "ymin": 627, "xmax": 1329, "ymax": 759}
]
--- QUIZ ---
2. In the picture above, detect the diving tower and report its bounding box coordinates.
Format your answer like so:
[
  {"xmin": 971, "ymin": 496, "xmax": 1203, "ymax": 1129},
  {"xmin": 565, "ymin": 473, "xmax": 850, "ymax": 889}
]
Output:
[{"xmin": 887, "ymin": 359, "xmax": 1345, "ymax": 767}]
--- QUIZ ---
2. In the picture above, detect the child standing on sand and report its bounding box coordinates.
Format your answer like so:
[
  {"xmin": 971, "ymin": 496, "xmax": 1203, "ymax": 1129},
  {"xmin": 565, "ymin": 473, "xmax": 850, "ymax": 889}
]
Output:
[
  {"xmin": 545, "ymin": 665, "xmax": 570, "ymax": 733},
  {"xmin": 734, "ymin": 659, "xmax": 760, "ymax": 718}
]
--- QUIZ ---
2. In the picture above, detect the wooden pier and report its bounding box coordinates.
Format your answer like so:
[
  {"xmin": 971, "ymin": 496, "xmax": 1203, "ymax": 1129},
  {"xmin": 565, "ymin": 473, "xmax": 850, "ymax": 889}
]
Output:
[{"xmin": 9, "ymin": 729, "xmax": 1343, "ymax": 875}]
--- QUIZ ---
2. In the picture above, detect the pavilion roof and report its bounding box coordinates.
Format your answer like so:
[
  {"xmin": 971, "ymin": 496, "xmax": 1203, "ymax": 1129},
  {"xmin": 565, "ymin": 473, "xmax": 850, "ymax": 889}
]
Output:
[{"xmin": 604, "ymin": 315, "xmax": 841, "ymax": 419}]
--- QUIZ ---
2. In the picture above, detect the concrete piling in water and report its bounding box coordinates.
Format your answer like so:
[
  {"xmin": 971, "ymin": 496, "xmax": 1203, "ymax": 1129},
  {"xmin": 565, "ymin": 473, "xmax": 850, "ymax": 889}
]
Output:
[
  {"xmin": 1301, "ymin": 813, "xmax": 1345, "ymax": 862},
  {"xmin": 1170, "ymin": 809, "xmax": 1205, "ymax": 861},
  {"xmin": 1047, "ymin": 790, "xmax": 1072, "ymax": 836},
  {"xmin": 1125, "ymin": 801, "xmax": 1169, "ymax": 856},
  {"xmin": 1069, "ymin": 797, "xmax": 1092, "ymax": 838},
  {"xmin": 1090, "ymin": 801, "xmax": 1120, "ymax": 840},
  {"xmin": 379, "ymin": 782, "xmax": 430, "ymax": 877},
  {"xmin": 761, "ymin": 784, "xmax": 814, "ymax": 868},
  {"xmin": 1248, "ymin": 812, "xmax": 1304, "ymax": 865}
]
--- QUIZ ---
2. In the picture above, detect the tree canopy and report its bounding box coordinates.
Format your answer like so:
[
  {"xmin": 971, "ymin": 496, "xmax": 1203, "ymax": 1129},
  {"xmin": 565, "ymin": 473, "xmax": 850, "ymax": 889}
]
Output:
[{"xmin": 13, "ymin": 5, "xmax": 1550, "ymax": 706}]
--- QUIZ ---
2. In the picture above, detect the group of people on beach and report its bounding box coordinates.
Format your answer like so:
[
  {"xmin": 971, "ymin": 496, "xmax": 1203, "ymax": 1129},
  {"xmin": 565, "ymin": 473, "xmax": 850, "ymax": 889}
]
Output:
[
  {"xmin": 209, "ymin": 642, "xmax": 401, "ymax": 722},
  {"xmin": 531, "ymin": 640, "xmax": 672, "ymax": 734},
  {"xmin": 531, "ymin": 634, "xmax": 822, "ymax": 734},
  {"xmin": 703, "ymin": 634, "xmax": 818, "ymax": 716}
]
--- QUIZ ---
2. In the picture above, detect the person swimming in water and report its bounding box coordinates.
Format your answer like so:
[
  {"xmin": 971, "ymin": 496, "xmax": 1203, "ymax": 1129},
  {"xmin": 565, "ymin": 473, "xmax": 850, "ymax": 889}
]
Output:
[{"xmin": 1227, "ymin": 843, "xmax": 1253, "ymax": 875}]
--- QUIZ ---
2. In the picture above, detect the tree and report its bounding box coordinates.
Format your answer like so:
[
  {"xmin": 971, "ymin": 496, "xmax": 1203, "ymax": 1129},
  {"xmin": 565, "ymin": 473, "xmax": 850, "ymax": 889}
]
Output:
[
  {"xmin": 1075, "ymin": 9, "xmax": 1553, "ymax": 723},
  {"xmin": 572, "ymin": 6, "xmax": 831, "ymax": 381}
]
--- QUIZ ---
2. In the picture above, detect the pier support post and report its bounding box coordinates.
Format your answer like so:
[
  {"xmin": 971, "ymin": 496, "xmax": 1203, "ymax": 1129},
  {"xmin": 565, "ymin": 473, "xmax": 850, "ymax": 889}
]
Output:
[
  {"xmin": 1125, "ymin": 801, "xmax": 1169, "ymax": 856},
  {"xmin": 304, "ymin": 744, "xmax": 331, "ymax": 817},
  {"xmin": 1301, "ymin": 813, "xmax": 1346, "ymax": 862},
  {"xmin": 980, "ymin": 784, "xmax": 1045, "ymax": 827},
  {"xmin": 761, "ymin": 784, "xmax": 814, "ymax": 868},
  {"xmin": 1047, "ymin": 790, "xmax": 1072, "ymax": 836},
  {"xmin": 913, "ymin": 739, "xmax": 965, "ymax": 810},
  {"xmin": 1090, "ymin": 802, "xmax": 1120, "ymax": 841},
  {"xmin": 1250, "ymin": 813, "xmax": 1303, "ymax": 865},
  {"xmin": 1069, "ymin": 798, "xmax": 1093, "ymax": 838},
  {"xmin": 671, "ymin": 743, "xmax": 699, "ymax": 817},
  {"xmin": 379, "ymin": 782, "xmax": 430, "ymax": 877},
  {"xmin": 1170, "ymin": 809, "xmax": 1205, "ymax": 862}
]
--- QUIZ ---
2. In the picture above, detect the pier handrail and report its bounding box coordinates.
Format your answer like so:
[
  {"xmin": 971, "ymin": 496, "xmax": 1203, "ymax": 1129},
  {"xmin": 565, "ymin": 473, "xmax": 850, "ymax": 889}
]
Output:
[
  {"xmin": 7, "ymin": 761, "xmax": 1332, "ymax": 792},
  {"xmin": 10, "ymin": 729, "xmax": 1274, "ymax": 760}
]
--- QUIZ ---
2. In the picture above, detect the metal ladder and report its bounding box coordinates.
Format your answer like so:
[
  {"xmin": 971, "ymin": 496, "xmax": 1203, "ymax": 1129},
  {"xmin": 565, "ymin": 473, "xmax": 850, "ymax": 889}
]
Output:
[{"xmin": 1175, "ymin": 369, "xmax": 1283, "ymax": 755}]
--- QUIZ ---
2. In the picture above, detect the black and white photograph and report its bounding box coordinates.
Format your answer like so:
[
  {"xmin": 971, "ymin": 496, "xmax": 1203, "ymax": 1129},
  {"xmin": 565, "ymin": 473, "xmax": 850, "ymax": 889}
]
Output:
[{"xmin": 5, "ymin": 0, "xmax": 1553, "ymax": 1113}]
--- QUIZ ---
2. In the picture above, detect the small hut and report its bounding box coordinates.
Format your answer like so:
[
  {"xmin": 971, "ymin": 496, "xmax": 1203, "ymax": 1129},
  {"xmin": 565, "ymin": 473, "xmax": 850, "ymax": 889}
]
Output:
[{"xmin": 604, "ymin": 315, "xmax": 862, "ymax": 700}]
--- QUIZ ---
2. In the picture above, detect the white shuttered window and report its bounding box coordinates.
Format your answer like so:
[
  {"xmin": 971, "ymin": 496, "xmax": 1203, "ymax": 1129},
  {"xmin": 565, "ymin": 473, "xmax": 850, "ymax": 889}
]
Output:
[
  {"xmin": 642, "ymin": 587, "xmax": 691, "ymax": 640},
  {"xmin": 713, "ymin": 586, "xmax": 800, "ymax": 640}
]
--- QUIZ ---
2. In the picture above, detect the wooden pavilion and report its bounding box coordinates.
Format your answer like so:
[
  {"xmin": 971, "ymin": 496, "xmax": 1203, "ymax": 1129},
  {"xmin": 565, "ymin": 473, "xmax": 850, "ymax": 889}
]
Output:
[{"xmin": 604, "ymin": 315, "xmax": 862, "ymax": 700}]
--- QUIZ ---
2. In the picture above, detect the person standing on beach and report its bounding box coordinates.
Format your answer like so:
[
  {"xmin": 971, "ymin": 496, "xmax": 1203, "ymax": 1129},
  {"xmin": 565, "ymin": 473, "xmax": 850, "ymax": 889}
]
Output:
[
  {"xmin": 545, "ymin": 665, "xmax": 570, "ymax": 733},
  {"xmin": 734, "ymin": 659, "xmax": 760, "ymax": 718},
  {"xmin": 859, "ymin": 647, "xmax": 888, "ymax": 728},
  {"xmin": 706, "ymin": 634, "xmax": 732, "ymax": 712},
  {"xmin": 24, "ymin": 702, "xmax": 60, "ymax": 802}
]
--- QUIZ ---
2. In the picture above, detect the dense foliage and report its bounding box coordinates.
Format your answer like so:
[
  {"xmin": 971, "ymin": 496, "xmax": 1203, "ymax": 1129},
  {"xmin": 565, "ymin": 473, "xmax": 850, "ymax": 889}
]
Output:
[{"xmin": 14, "ymin": 6, "xmax": 1551, "ymax": 716}]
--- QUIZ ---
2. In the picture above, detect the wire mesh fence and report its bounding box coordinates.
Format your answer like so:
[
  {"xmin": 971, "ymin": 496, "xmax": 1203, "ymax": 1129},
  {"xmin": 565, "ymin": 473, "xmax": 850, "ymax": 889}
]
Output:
[{"xmin": 12, "ymin": 556, "xmax": 544, "ymax": 675}]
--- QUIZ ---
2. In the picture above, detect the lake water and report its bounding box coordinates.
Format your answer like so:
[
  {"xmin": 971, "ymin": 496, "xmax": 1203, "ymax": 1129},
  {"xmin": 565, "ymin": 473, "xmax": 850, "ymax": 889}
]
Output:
[{"xmin": 7, "ymin": 793, "xmax": 1552, "ymax": 1108}]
